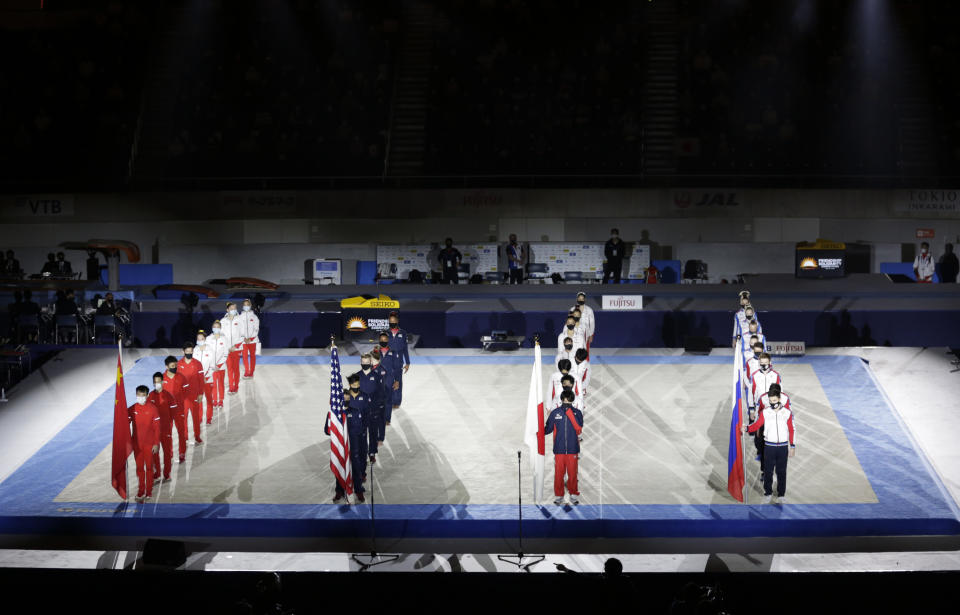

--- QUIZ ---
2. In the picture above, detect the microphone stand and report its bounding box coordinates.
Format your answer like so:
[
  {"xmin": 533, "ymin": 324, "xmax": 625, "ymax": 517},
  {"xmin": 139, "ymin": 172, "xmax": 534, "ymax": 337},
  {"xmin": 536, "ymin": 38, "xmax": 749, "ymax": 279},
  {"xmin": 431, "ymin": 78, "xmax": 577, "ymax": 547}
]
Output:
[
  {"xmin": 498, "ymin": 450, "xmax": 545, "ymax": 572},
  {"xmin": 351, "ymin": 450, "xmax": 398, "ymax": 571}
]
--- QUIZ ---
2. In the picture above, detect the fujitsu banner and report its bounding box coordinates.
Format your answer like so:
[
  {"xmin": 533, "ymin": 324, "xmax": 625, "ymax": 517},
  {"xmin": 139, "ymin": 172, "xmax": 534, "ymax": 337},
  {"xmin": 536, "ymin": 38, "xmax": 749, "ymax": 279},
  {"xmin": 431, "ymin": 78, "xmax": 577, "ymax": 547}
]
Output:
[{"xmin": 602, "ymin": 295, "xmax": 643, "ymax": 310}]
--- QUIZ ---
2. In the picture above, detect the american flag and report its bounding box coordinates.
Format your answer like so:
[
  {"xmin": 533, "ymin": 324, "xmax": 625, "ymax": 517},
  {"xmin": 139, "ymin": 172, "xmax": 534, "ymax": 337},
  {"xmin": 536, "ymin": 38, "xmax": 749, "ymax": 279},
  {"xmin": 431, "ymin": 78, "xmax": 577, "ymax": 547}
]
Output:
[{"xmin": 328, "ymin": 345, "xmax": 352, "ymax": 495}]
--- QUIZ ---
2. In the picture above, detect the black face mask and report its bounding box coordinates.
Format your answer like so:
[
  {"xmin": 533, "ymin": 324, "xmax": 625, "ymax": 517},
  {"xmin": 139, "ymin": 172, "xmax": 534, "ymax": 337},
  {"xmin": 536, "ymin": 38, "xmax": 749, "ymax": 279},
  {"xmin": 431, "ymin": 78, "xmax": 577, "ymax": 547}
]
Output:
[
  {"xmin": 349, "ymin": 387, "xmax": 360, "ymax": 393},
  {"xmin": 379, "ymin": 340, "xmax": 389, "ymax": 348},
  {"xmin": 389, "ymin": 322, "xmax": 398, "ymax": 328},
  {"xmin": 577, "ymin": 299, "xmax": 585, "ymax": 305},
  {"xmin": 562, "ymin": 385, "xmax": 573, "ymax": 391},
  {"xmin": 566, "ymin": 324, "xmax": 575, "ymax": 330},
  {"xmin": 573, "ymin": 316, "xmax": 581, "ymax": 322},
  {"xmin": 361, "ymin": 363, "xmax": 371, "ymax": 371},
  {"xmin": 184, "ymin": 353, "xmax": 193, "ymax": 360},
  {"xmin": 168, "ymin": 367, "xmax": 177, "ymax": 374},
  {"xmin": 564, "ymin": 344, "xmax": 573, "ymax": 350},
  {"xmin": 770, "ymin": 401, "xmax": 781, "ymax": 409},
  {"xmin": 760, "ymin": 365, "xmax": 771, "ymax": 372},
  {"xmin": 753, "ymin": 352, "xmax": 761, "ymax": 359}
]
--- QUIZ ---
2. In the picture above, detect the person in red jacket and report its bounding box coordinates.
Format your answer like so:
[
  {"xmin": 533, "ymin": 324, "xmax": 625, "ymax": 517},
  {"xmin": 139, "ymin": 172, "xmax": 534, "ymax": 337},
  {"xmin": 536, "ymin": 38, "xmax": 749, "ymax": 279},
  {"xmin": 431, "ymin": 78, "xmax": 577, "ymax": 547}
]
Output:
[
  {"xmin": 162, "ymin": 355, "xmax": 196, "ymax": 453},
  {"xmin": 148, "ymin": 371, "xmax": 178, "ymax": 478},
  {"xmin": 128, "ymin": 385, "xmax": 160, "ymax": 502},
  {"xmin": 177, "ymin": 342, "xmax": 205, "ymax": 442}
]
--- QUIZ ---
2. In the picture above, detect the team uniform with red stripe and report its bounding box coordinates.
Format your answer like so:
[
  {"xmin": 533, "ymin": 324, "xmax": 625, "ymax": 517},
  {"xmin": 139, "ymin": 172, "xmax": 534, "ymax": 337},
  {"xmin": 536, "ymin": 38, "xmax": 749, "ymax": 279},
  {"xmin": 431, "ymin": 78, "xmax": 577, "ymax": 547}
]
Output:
[
  {"xmin": 747, "ymin": 402, "xmax": 796, "ymax": 498},
  {"xmin": 147, "ymin": 388, "xmax": 178, "ymax": 477}
]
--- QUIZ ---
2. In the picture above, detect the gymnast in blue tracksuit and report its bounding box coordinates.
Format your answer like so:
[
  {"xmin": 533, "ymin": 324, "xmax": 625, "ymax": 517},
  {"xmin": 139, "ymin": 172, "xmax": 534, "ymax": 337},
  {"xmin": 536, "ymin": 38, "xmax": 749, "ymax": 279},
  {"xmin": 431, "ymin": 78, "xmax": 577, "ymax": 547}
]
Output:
[
  {"xmin": 371, "ymin": 347, "xmax": 395, "ymax": 441},
  {"xmin": 354, "ymin": 354, "xmax": 384, "ymax": 459},
  {"xmin": 385, "ymin": 312, "xmax": 410, "ymax": 409},
  {"xmin": 377, "ymin": 331, "xmax": 404, "ymax": 424}
]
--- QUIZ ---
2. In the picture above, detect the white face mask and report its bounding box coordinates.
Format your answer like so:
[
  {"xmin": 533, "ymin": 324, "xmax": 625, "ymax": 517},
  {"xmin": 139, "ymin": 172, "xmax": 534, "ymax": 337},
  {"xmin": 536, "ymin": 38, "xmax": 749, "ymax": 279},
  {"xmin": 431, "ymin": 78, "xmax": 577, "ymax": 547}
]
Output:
[
  {"xmin": 229, "ymin": 309, "xmax": 237, "ymax": 316},
  {"xmin": 243, "ymin": 305, "xmax": 251, "ymax": 312},
  {"xmin": 196, "ymin": 338, "xmax": 205, "ymax": 346},
  {"xmin": 212, "ymin": 328, "xmax": 221, "ymax": 334},
  {"xmin": 154, "ymin": 382, "xmax": 163, "ymax": 392},
  {"xmin": 136, "ymin": 396, "xmax": 147, "ymax": 405}
]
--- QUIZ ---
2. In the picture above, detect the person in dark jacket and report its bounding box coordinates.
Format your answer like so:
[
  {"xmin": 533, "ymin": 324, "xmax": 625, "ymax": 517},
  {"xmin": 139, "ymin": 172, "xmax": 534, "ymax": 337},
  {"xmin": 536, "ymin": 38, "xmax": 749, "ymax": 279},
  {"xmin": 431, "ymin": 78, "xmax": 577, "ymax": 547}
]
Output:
[
  {"xmin": 940, "ymin": 243, "xmax": 959, "ymax": 283},
  {"xmin": 437, "ymin": 237, "xmax": 463, "ymax": 284},
  {"xmin": 603, "ymin": 228, "xmax": 625, "ymax": 284},
  {"xmin": 544, "ymin": 389, "xmax": 584, "ymax": 505}
]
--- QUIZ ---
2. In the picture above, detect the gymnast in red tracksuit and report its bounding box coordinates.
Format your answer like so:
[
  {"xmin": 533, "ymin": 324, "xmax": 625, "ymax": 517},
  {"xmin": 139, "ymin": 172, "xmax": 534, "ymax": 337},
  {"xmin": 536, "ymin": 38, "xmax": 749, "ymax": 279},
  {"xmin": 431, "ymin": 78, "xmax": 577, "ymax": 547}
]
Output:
[
  {"xmin": 148, "ymin": 371, "xmax": 178, "ymax": 477},
  {"xmin": 128, "ymin": 385, "xmax": 160, "ymax": 502},
  {"xmin": 162, "ymin": 355, "xmax": 195, "ymax": 454},
  {"xmin": 177, "ymin": 343, "xmax": 205, "ymax": 441},
  {"xmin": 544, "ymin": 390, "xmax": 584, "ymax": 506}
]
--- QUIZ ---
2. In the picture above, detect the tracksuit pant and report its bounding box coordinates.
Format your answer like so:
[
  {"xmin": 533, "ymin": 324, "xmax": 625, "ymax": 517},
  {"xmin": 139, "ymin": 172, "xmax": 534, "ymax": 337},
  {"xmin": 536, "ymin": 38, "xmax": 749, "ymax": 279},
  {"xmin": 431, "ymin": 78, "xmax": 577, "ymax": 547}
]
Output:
[
  {"xmin": 172, "ymin": 409, "xmax": 187, "ymax": 460},
  {"xmin": 554, "ymin": 453, "xmax": 579, "ymax": 497},
  {"xmin": 153, "ymin": 421, "xmax": 173, "ymax": 478},
  {"xmin": 183, "ymin": 396, "xmax": 202, "ymax": 440},
  {"xmin": 227, "ymin": 349, "xmax": 241, "ymax": 392},
  {"xmin": 762, "ymin": 443, "xmax": 789, "ymax": 497},
  {"xmin": 242, "ymin": 342, "xmax": 257, "ymax": 377},
  {"xmin": 133, "ymin": 448, "xmax": 156, "ymax": 498}
]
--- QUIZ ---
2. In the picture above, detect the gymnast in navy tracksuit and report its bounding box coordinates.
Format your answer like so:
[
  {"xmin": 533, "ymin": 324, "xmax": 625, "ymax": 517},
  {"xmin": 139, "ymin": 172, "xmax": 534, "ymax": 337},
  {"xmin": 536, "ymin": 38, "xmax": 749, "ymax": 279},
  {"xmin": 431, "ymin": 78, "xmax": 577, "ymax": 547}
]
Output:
[
  {"xmin": 324, "ymin": 380, "xmax": 371, "ymax": 503},
  {"xmin": 354, "ymin": 354, "xmax": 384, "ymax": 461},
  {"xmin": 544, "ymin": 390, "xmax": 584, "ymax": 505},
  {"xmin": 371, "ymin": 347, "xmax": 395, "ymax": 444},
  {"xmin": 385, "ymin": 312, "xmax": 410, "ymax": 409}
]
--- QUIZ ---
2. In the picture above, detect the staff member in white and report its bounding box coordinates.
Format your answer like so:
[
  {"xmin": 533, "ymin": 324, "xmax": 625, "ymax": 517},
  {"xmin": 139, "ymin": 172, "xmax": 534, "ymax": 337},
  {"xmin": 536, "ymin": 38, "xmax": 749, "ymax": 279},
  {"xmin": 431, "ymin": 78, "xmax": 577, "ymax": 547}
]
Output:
[
  {"xmin": 239, "ymin": 298, "xmax": 261, "ymax": 379},
  {"xmin": 747, "ymin": 386, "xmax": 796, "ymax": 504},
  {"xmin": 913, "ymin": 242, "xmax": 935, "ymax": 283},
  {"xmin": 574, "ymin": 292, "xmax": 595, "ymax": 347},
  {"xmin": 731, "ymin": 290, "xmax": 751, "ymax": 348}
]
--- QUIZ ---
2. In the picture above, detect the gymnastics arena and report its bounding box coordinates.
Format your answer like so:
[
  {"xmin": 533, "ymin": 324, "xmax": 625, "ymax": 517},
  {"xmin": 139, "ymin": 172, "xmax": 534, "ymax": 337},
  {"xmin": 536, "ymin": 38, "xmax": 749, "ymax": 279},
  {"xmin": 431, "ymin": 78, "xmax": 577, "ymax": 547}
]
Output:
[{"xmin": 2, "ymin": 1, "xmax": 960, "ymax": 612}]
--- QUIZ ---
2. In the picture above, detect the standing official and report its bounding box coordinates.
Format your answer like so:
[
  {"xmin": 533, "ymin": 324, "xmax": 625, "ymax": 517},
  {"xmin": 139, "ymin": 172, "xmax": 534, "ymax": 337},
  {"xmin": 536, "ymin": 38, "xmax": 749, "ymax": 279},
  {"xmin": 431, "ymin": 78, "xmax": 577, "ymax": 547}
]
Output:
[
  {"xmin": 222, "ymin": 302, "xmax": 243, "ymax": 393},
  {"xmin": 545, "ymin": 390, "xmax": 584, "ymax": 505},
  {"xmin": 240, "ymin": 298, "xmax": 260, "ymax": 379},
  {"xmin": 128, "ymin": 386, "xmax": 160, "ymax": 502},
  {"xmin": 603, "ymin": 228, "xmax": 625, "ymax": 284},
  {"xmin": 148, "ymin": 371, "xmax": 178, "ymax": 478},
  {"xmin": 914, "ymin": 242, "xmax": 935, "ymax": 283},
  {"xmin": 438, "ymin": 237, "xmax": 463, "ymax": 284},
  {"xmin": 386, "ymin": 312, "xmax": 411, "ymax": 412},
  {"xmin": 163, "ymin": 355, "xmax": 197, "ymax": 448},
  {"xmin": 507, "ymin": 234, "xmax": 524, "ymax": 284},
  {"xmin": 940, "ymin": 243, "xmax": 958, "ymax": 283}
]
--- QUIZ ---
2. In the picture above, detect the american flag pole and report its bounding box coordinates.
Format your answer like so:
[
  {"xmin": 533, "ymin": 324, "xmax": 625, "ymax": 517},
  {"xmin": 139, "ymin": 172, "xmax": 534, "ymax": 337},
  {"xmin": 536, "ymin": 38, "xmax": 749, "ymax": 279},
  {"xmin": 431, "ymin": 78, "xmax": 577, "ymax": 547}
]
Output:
[{"xmin": 329, "ymin": 335, "xmax": 352, "ymax": 496}]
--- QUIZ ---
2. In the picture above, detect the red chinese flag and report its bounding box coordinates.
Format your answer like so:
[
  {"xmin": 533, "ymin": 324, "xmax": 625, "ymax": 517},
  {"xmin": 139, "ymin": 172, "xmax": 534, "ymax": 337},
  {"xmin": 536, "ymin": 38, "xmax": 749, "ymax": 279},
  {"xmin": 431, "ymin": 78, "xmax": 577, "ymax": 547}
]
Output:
[{"xmin": 111, "ymin": 348, "xmax": 133, "ymax": 499}]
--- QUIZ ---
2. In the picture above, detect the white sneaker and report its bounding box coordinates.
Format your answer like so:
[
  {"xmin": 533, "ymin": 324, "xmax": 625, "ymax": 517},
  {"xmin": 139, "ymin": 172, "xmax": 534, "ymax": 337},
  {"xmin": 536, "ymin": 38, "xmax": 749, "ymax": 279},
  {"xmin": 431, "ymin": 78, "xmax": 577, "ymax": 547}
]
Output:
[
  {"xmin": 762, "ymin": 494, "xmax": 773, "ymax": 504},
  {"xmin": 569, "ymin": 494, "xmax": 579, "ymax": 505},
  {"xmin": 777, "ymin": 496, "xmax": 787, "ymax": 505},
  {"xmin": 553, "ymin": 496, "xmax": 564, "ymax": 505}
]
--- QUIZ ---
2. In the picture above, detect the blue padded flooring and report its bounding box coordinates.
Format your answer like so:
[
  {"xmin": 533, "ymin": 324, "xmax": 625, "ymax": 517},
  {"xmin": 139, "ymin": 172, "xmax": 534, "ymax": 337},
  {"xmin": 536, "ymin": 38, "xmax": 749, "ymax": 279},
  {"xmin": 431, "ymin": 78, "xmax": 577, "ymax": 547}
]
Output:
[{"xmin": 0, "ymin": 354, "xmax": 957, "ymax": 542}]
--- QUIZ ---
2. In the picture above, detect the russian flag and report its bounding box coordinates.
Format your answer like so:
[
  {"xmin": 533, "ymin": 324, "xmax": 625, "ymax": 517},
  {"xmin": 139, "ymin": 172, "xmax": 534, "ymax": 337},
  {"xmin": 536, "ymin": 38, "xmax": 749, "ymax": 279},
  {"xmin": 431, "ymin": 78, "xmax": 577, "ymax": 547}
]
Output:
[{"xmin": 727, "ymin": 349, "xmax": 746, "ymax": 502}]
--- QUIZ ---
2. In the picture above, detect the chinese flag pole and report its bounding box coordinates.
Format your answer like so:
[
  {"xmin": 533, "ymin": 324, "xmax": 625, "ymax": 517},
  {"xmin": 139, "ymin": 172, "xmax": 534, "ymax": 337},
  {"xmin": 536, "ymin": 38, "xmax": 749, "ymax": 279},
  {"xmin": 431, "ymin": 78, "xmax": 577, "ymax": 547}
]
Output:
[{"xmin": 111, "ymin": 338, "xmax": 133, "ymax": 500}]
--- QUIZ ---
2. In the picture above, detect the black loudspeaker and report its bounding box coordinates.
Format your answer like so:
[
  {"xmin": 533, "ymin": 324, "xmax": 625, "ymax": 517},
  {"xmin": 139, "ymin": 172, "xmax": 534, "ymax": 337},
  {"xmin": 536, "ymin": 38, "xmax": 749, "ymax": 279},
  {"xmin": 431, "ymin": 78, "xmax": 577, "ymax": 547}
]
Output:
[
  {"xmin": 683, "ymin": 336, "xmax": 713, "ymax": 354},
  {"xmin": 142, "ymin": 539, "xmax": 187, "ymax": 568}
]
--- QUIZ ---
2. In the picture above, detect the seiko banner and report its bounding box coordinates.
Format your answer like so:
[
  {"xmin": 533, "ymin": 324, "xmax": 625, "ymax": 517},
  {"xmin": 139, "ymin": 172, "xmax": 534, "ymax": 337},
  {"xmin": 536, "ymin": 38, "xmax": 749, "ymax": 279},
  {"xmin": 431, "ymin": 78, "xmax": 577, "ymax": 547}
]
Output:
[
  {"xmin": 340, "ymin": 295, "xmax": 399, "ymax": 342},
  {"xmin": 602, "ymin": 295, "xmax": 643, "ymax": 310}
]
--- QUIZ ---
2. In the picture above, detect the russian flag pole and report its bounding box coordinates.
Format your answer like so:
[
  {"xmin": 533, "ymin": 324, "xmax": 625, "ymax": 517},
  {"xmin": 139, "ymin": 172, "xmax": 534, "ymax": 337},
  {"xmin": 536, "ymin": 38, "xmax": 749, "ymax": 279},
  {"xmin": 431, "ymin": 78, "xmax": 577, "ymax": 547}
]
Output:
[{"xmin": 739, "ymin": 351, "xmax": 748, "ymax": 505}]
